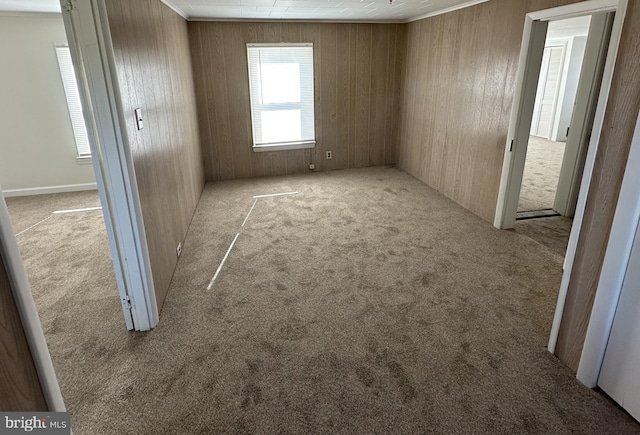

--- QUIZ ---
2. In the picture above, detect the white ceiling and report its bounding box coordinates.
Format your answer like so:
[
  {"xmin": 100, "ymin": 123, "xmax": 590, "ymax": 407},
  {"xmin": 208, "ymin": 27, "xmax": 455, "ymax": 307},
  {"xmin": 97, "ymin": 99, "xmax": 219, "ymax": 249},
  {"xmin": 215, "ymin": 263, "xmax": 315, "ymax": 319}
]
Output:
[
  {"xmin": 547, "ymin": 15, "xmax": 592, "ymax": 40},
  {"xmin": 167, "ymin": 0, "xmax": 488, "ymax": 21},
  {"xmin": 0, "ymin": 0, "xmax": 491, "ymax": 22}
]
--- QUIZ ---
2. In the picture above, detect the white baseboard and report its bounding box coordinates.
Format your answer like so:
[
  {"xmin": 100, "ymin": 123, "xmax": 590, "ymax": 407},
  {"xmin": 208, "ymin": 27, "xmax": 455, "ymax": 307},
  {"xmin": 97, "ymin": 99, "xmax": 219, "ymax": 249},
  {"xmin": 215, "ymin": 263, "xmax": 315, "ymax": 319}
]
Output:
[{"xmin": 2, "ymin": 183, "xmax": 98, "ymax": 197}]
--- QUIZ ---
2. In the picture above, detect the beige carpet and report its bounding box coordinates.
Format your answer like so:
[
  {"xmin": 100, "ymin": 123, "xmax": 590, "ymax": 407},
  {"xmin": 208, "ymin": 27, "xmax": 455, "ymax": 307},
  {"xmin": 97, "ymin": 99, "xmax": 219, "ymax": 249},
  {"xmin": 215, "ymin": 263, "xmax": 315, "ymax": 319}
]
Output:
[
  {"xmin": 518, "ymin": 136, "xmax": 566, "ymax": 212},
  {"xmin": 6, "ymin": 167, "xmax": 639, "ymax": 434},
  {"xmin": 515, "ymin": 216, "xmax": 573, "ymax": 258}
]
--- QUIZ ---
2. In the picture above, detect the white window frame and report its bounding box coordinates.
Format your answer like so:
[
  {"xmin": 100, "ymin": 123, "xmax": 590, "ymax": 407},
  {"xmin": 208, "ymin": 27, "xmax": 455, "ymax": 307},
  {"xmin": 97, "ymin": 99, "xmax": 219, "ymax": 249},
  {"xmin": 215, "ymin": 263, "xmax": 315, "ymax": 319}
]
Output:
[
  {"xmin": 55, "ymin": 44, "xmax": 92, "ymax": 164},
  {"xmin": 246, "ymin": 43, "xmax": 316, "ymax": 152}
]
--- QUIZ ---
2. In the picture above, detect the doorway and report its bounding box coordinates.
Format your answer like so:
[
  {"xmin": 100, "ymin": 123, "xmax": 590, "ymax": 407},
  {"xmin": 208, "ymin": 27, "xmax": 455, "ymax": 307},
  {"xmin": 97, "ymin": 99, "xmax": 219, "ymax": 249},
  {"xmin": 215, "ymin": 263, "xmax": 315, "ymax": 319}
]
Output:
[
  {"xmin": 519, "ymin": 17, "xmax": 591, "ymax": 219},
  {"xmin": 492, "ymin": 0, "xmax": 629, "ymax": 367},
  {"xmin": 515, "ymin": 15, "xmax": 600, "ymax": 254}
]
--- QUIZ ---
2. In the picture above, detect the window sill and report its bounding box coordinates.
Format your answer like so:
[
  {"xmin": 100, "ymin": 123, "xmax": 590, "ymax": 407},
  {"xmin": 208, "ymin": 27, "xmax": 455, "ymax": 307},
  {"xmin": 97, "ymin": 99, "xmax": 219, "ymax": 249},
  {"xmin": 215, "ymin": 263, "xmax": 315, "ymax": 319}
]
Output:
[
  {"xmin": 76, "ymin": 156, "xmax": 93, "ymax": 165},
  {"xmin": 253, "ymin": 141, "xmax": 315, "ymax": 153}
]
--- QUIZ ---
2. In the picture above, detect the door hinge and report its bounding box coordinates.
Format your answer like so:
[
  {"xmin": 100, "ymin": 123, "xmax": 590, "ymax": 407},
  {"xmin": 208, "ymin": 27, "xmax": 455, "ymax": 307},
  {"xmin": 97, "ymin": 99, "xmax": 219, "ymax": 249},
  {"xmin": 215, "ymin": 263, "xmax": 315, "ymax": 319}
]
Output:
[
  {"xmin": 122, "ymin": 296, "xmax": 132, "ymax": 311},
  {"xmin": 509, "ymin": 139, "xmax": 514, "ymax": 152},
  {"xmin": 61, "ymin": 0, "xmax": 76, "ymax": 12},
  {"xmin": 566, "ymin": 127, "xmax": 570, "ymax": 137}
]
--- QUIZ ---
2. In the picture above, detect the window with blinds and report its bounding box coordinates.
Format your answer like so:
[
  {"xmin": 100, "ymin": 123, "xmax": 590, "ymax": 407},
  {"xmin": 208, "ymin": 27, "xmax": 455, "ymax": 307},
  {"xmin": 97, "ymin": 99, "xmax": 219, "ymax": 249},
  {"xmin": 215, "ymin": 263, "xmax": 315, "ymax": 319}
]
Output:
[
  {"xmin": 55, "ymin": 46, "xmax": 91, "ymax": 159},
  {"xmin": 246, "ymin": 43, "xmax": 316, "ymax": 152}
]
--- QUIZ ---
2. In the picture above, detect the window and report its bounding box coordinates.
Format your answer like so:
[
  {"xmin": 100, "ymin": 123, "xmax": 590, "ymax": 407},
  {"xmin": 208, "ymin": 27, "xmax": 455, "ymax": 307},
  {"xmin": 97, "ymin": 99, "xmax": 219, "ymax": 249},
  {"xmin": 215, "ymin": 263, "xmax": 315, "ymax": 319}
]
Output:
[
  {"xmin": 247, "ymin": 43, "xmax": 315, "ymax": 152},
  {"xmin": 55, "ymin": 46, "xmax": 91, "ymax": 161}
]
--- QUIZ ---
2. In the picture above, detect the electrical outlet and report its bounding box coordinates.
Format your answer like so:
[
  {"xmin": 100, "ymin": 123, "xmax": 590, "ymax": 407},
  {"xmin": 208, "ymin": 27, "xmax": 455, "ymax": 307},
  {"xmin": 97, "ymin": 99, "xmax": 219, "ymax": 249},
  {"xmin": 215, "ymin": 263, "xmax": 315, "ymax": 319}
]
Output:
[
  {"xmin": 176, "ymin": 242, "xmax": 182, "ymax": 258},
  {"xmin": 326, "ymin": 151, "xmax": 333, "ymax": 160},
  {"xmin": 309, "ymin": 164, "xmax": 315, "ymax": 170}
]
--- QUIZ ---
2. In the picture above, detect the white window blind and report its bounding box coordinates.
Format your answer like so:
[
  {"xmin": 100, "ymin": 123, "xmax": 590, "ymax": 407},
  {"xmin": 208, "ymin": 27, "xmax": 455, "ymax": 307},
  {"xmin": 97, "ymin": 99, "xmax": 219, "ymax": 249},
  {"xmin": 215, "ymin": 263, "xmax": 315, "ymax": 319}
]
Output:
[
  {"xmin": 55, "ymin": 46, "xmax": 91, "ymax": 158},
  {"xmin": 247, "ymin": 44, "xmax": 315, "ymax": 151}
]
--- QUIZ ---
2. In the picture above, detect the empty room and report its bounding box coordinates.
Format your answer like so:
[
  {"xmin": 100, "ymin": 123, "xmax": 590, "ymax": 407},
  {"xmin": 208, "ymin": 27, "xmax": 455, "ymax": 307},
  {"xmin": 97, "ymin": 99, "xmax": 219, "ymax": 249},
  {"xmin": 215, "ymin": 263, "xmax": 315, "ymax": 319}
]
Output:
[{"xmin": 2, "ymin": 0, "xmax": 640, "ymax": 433}]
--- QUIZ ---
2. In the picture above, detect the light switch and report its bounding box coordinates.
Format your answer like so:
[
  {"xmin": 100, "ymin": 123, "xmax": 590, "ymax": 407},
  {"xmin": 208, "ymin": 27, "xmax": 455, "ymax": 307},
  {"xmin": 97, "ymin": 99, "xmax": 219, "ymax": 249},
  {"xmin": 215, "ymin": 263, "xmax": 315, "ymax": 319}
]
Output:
[{"xmin": 135, "ymin": 108, "xmax": 143, "ymax": 130}]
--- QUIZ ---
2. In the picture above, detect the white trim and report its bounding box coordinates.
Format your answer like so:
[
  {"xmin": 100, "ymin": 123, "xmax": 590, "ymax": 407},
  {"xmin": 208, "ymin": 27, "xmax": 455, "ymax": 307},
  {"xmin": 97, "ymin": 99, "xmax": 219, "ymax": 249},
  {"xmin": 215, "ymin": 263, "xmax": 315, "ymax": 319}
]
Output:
[
  {"xmin": 528, "ymin": 0, "xmax": 619, "ymax": 21},
  {"xmin": 0, "ymin": 187, "xmax": 66, "ymax": 411},
  {"xmin": 577, "ymin": 107, "xmax": 640, "ymax": 388},
  {"xmin": 76, "ymin": 156, "xmax": 93, "ymax": 164},
  {"xmin": 253, "ymin": 142, "xmax": 316, "ymax": 152},
  {"xmin": 61, "ymin": 0, "xmax": 158, "ymax": 331},
  {"xmin": 247, "ymin": 42, "xmax": 312, "ymax": 48},
  {"xmin": 405, "ymin": 0, "xmax": 489, "ymax": 23},
  {"xmin": 549, "ymin": 0, "xmax": 627, "ymax": 354},
  {"xmin": 494, "ymin": 17, "xmax": 549, "ymax": 229},
  {"xmin": 159, "ymin": 0, "xmax": 187, "ymax": 20},
  {"xmin": 2, "ymin": 183, "xmax": 98, "ymax": 197},
  {"xmin": 187, "ymin": 18, "xmax": 405, "ymax": 24}
]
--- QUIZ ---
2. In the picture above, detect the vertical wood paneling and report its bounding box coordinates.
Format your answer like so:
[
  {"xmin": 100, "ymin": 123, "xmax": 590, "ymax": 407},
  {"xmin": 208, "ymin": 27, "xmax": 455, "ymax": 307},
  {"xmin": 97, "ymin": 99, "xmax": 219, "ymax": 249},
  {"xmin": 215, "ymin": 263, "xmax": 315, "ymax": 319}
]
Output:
[
  {"xmin": 398, "ymin": 0, "xmax": 640, "ymax": 373},
  {"xmin": 369, "ymin": 26, "xmax": 390, "ymax": 167},
  {"xmin": 0, "ymin": 255, "xmax": 48, "ymax": 411},
  {"xmin": 106, "ymin": 0, "xmax": 205, "ymax": 309},
  {"xmin": 397, "ymin": 0, "xmax": 582, "ymax": 223},
  {"xmin": 555, "ymin": 1, "xmax": 640, "ymax": 371},
  {"xmin": 320, "ymin": 24, "xmax": 337, "ymax": 171},
  {"xmin": 348, "ymin": 24, "xmax": 358, "ymax": 169},
  {"xmin": 355, "ymin": 24, "xmax": 372, "ymax": 168},
  {"xmin": 336, "ymin": 25, "xmax": 351, "ymax": 170},
  {"xmin": 189, "ymin": 22, "xmax": 405, "ymax": 180}
]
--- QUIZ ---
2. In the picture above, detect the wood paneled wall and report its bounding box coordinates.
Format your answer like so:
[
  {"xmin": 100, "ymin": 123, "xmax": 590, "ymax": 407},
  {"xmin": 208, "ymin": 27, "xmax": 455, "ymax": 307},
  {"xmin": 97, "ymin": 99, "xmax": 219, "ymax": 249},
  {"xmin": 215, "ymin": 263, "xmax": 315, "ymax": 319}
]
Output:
[
  {"xmin": 105, "ymin": 0, "xmax": 205, "ymax": 309},
  {"xmin": 188, "ymin": 22, "xmax": 406, "ymax": 181},
  {"xmin": 0, "ymin": 255, "xmax": 47, "ymax": 411},
  {"xmin": 398, "ymin": 0, "xmax": 583, "ymax": 223},
  {"xmin": 399, "ymin": 0, "xmax": 640, "ymax": 372},
  {"xmin": 555, "ymin": 1, "xmax": 640, "ymax": 371}
]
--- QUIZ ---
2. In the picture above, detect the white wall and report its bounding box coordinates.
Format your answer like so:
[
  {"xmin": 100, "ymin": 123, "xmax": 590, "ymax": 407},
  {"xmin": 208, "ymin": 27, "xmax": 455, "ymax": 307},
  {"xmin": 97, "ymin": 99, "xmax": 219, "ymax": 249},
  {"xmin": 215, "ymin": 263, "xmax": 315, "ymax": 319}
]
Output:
[
  {"xmin": 551, "ymin": 36, "xmax": 588, "ymax": 142},
  {"xmin": 0, "ymin": 13, "xmax": 96, "ymax": 195}
]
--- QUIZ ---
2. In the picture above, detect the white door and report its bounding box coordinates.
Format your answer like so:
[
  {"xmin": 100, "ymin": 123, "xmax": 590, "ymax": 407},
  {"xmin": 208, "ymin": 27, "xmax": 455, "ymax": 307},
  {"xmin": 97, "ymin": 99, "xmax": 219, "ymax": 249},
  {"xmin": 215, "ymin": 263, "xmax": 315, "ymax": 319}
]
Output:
[
  {"xmin": 531, "ymin": 46, "xmax": 565, "ymax": 139},
  {"xmin": 598, "ymin": 221, "xmax": 640, "ymax": 422}
]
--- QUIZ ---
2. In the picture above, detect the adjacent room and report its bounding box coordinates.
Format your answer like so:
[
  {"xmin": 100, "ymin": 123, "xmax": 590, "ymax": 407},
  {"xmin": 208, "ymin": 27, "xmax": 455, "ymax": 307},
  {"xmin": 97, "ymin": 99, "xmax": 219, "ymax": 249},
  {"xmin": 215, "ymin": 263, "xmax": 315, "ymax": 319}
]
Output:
[
  {"xmin": 2, "ymin": 0, "xmax": 640, "ymax": 433},
  {"xmin": 515, "ymin": 15, "xmax": 594, "ymax": 256}
]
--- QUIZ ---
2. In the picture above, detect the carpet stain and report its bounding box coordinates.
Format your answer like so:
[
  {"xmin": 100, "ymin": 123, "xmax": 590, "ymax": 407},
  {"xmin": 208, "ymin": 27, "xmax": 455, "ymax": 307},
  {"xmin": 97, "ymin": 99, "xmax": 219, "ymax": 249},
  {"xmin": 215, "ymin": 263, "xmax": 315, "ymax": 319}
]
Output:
[
  {"xmin": 241, "ymin": 383, "xmax": 262, "ymax": 409},
  {"xmin": 259, "ymin": 340, "xmax": 283, "ymax": 357},
  {"xmin": 271, "ymin": 317, "xmax": 309, "ymax": 341},
  {"xmin": 421, "ymin": 272, "xmax": 433, "ymax": 286},
  {"xmin": 355, "ymin": 366, "xmax": 375, "ymax": 388},
  {"xmin": 386, "ymin": 360, "xmax": 416, "ymax": 403}
]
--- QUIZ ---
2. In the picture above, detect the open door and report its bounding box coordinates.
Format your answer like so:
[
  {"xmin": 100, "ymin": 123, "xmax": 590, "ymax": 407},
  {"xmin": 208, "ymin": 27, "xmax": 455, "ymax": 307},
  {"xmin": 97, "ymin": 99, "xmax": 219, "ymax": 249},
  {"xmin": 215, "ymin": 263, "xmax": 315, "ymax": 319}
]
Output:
[
  {"xmin": 531, "ymin": 45, "xmax": 566, "ymax": 139},
  {"xmin": 60, "ymin": 0, "xmax": 158, "ymax": 331},
  {"xmin": 598, "ymin": 218, "xmax": 640, "ymax": 422},
  {"xmin": 0, "ymin": 187, "xmax": 66, "ymax": 411},
  {"xmin": 553, "ymin": 13, "xmax": 614, "ymax": 217}
]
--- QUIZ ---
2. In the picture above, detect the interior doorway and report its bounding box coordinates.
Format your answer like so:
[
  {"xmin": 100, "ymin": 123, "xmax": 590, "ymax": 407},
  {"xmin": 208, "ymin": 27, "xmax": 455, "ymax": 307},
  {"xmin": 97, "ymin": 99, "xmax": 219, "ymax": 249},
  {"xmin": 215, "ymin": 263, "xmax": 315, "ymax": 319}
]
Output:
[
  {"xmin": 492, "ymin": 0, "xmax": 630, "ymax": 378},
  {"xmin": 517, "ymin": 16, "xmax": 594, "ymax": 223},
  {"xmin": 494, "ymin": 6, "xmax": 616, "ymax": 255}
]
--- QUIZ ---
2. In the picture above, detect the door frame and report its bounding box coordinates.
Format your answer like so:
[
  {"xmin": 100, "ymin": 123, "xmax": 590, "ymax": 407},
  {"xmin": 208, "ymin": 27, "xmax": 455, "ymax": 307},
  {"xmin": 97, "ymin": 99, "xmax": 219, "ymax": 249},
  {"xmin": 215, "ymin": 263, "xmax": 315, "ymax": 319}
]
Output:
[
  {"xmin": 577, "ymin": 108, "xmax": 640, "ymax": 387},
  {"xmin": 60, "ymin": 0, "xmax": 158, "ymax": 331},
  {"xmin": 0, "ymin": 188, "xmax": 66, "ymax": 411},
  {"xmin": 491, "ymin": 0, "xmax": 628, "ymax": 360},
  {"xmin": 494, "ymin": 0, "xmax": 626, "ymax": 230},
  {"xmin": 552, "ymin": 13, "xmax": 612, "ymax": 218}
]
